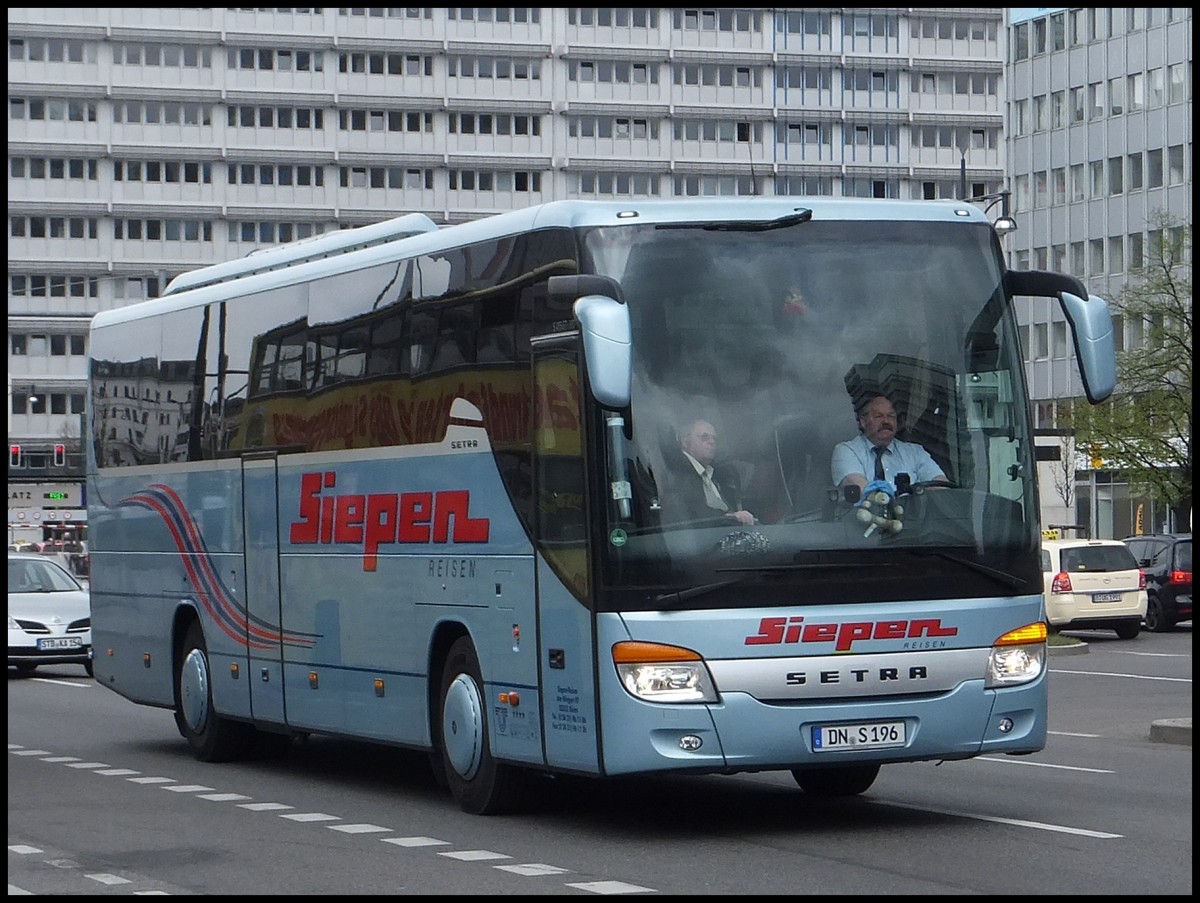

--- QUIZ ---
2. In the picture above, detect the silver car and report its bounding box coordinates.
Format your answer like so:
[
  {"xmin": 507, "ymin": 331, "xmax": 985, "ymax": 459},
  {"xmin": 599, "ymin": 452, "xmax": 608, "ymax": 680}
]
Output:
[{"xmin": 8, "ymin": 553, "xmax": 93, "ymax": 676}]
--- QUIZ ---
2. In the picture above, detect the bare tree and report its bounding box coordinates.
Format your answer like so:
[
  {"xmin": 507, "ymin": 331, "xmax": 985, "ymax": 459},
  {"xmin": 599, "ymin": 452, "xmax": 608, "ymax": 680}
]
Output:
[{"xmin": 1072, "ymin": 211, "xmax": 1192, "ymax": 529}]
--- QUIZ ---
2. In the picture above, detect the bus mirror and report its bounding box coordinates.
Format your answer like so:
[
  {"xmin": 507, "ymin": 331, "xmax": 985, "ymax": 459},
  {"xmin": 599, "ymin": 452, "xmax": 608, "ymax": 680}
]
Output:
[
  {"xmin": 1058, "ymin": 291, "xmax": 1116, "ymax": 403},
  {"xmin": 1005, "ymin": 270, "xmax": 1116, "ymax": 404},
  {"xmin": 574, "ymin": 294, "xmax": 632, "ymax": 409}
]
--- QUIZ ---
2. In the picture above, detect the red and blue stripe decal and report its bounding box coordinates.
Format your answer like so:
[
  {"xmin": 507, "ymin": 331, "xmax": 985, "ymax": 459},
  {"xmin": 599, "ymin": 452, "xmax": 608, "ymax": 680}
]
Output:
[{"xmin": 121, "ymin": 483, "xmax": 319, "ymax": 651}]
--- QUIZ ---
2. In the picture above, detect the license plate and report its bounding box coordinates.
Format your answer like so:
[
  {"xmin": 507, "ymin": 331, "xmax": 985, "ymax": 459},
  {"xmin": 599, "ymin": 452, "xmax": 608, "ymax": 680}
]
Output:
[
  {"xmin": 1092, "ymin": 592, "xmax": 1122, "ymax": 603},
  {"xmin": 37, "ymin": 637, "xmax": 83, "ymax": 651},
  {"xmin": 813, "ymin": 720, "xmax": 906, "ymax": 751}
]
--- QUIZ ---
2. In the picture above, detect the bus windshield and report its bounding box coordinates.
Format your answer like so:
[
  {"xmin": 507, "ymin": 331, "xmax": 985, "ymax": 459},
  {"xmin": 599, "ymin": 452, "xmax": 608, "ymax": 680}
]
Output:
[{"xmin": 580, "ymin": 217, "xmax": 1038, "ymax": 610}]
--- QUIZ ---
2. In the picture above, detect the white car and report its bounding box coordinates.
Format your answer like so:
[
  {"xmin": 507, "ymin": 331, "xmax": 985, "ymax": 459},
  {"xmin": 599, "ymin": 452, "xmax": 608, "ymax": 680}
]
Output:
[
  {"xmin": 8, "ymin": 553, "xmax": 93, "ymax": 676},
  {"xmin": 1041, "ymin": 539, "xmax": 1147, "ymax": 640}
]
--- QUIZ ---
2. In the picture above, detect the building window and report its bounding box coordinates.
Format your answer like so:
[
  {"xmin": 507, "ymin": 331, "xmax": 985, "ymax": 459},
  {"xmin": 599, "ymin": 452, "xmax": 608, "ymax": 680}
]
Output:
[
  {"xmin": 1108, "ymin": 156, "xmax": 1123, "ymax": 194},
  {"xmin": 1146, "ymin": 148, "xmax": 1164, "ymax": 188},
  {"xmin": 1127, "ymin": 152, "xmax": 1143, "ymax": 191}
]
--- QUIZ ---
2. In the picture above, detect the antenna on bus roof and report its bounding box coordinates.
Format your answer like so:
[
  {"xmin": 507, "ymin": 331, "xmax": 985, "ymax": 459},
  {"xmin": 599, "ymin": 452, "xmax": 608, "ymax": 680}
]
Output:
[{"xmin": 160, "ymin": 212, "xmax": 440, "ymax": 296}]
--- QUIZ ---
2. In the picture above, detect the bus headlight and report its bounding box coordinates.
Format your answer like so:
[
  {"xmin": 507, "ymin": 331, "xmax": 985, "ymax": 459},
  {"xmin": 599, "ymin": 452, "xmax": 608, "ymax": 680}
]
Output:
[
  {"xmin": 986, "ymin": 622, "xmax": 1047, "ymax": 687},
  {"xmin": 612, "ymin": 641, "xmax": 718, "ymax": 703}
]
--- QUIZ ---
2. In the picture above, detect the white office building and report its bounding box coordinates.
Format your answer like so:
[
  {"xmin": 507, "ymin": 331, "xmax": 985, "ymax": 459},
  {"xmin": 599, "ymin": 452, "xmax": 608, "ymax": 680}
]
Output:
[{"xmin": 1006, "ymin": 7, "xmax": 1191, "ymax": 537}]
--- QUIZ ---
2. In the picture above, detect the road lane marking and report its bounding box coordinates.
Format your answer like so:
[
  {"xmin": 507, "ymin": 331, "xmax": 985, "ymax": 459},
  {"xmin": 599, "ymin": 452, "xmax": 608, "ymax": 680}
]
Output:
[
  {"xmin": 497, "ymin": 864, "xmax": 571, "ymax": 876},
  {"xmin": 881, "ymin": 801, "xmax": 1122, "ymax": 838},
  {"xmin": 1051, "ymin": 668, "xmax": 1190, "ymax": 682},
  {"xmin": 439, "ymin": 850, "xmax": 511, "ymax": 862},
  {"xmin": 976, "ymin": 756, "xmax": 1113, "ymax": 773},
  {"xmin": 328, "ymin": 824, "xmax": 392, "ymax": 834},
  {"xmin": 567, "ymin": 880, "xmax": 658, "ymax": 894}
]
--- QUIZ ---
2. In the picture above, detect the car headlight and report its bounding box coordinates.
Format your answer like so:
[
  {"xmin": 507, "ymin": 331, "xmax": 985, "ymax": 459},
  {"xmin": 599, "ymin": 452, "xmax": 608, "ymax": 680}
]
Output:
[
  {"xmin": 612, "ymin": 641, "xmax": 718, "ymax": 703},
  {"xmin": 8, "ymin": 615, "xmax": 21, "ymax": 630},
  {"xmin": 986, "ymin": 622, "xmax": 1047, "ymax": 687}
]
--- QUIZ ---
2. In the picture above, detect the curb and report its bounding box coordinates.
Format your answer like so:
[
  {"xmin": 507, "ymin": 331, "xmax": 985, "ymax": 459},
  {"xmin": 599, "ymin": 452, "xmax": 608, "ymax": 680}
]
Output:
[
  {"xmin": 1047, "ymin": 640, "xmax": 1089, "ymax": 655},
  {"xmin": 1149, "ymin": 718, "xmax": 1193, "ymax": 746}
]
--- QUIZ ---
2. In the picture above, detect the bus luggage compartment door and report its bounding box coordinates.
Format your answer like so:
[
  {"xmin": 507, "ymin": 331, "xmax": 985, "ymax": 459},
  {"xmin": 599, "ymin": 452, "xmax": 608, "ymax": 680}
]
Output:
[{"xmin": 241, "ymin": 454, "xmax": 287, "ymax": 726}]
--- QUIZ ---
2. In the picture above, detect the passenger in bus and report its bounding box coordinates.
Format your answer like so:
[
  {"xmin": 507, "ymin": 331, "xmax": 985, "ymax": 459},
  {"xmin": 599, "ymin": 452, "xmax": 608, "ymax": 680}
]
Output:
[
  {"xmin": 831, "ymin": 394, "xmax": 948, "ymax": 493},
  {"xmin": 663, "ymin": 418, "xmax": 757, "ymax": 526}
]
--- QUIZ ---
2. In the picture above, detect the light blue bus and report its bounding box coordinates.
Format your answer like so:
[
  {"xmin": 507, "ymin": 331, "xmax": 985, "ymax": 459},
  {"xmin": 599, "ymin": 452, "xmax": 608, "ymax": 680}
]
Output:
[{"xmin": 87, "ymin": 198, "xmax": 1116, "ymax": 814}]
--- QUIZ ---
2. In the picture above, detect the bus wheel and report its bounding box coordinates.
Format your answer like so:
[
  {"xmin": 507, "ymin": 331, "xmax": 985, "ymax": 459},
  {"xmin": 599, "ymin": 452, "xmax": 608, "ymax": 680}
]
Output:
[
  {"xmin": 175, "ymin": 621, "xmax": 251, "ymax": 762},
  {"xmin": 791, "ymin": 763, "xmax": 880, "ymax": 797},
  {"xmin": 438, "ymin": 636, "xmax": 520, "ymax": 815}
]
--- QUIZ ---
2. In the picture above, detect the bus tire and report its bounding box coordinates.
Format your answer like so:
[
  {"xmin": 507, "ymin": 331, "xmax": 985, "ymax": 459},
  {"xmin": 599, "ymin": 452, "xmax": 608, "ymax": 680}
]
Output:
[
  {"xmin": 175, "ymin": 620, "xmax": 251, "ymax": 762},
  {"xmin": 791, "ymin": 763, "xmax": 880, "ymax": 797},
  {"xmin": 438, "ymin": 636, "xmax": 520, "ymax": 815}
]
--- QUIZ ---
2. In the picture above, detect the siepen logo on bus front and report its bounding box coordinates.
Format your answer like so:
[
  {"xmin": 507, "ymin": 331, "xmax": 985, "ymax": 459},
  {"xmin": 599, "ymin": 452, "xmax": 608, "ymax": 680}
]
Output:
[
  {"xmin": 745, "ymin": 616, "xmax": 958, "ymax": 653},
  {"xmin": 289, "ymin": 471, "xmax": 489, "ymax": 571}
]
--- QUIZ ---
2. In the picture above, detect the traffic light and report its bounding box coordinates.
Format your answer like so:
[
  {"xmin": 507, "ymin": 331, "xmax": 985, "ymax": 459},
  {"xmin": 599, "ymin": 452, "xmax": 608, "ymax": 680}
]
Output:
[
  {"xmin": 9, "ymin": 444, "xmax": 20, "ymax": 467},
  {"xmin": 53, "ymin": 444, "xmax": 66, "ymax": 466}
]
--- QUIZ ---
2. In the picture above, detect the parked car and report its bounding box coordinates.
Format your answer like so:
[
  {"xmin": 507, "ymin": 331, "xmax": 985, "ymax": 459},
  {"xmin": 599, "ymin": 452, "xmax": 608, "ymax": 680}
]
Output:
[
  {"xmin": 1121, "ymin": 533, "xmax": 1192, "ymax": 632},
  {"xmin": 7, "ymin": 552, "xmax": 93, "ymax": 676},
  {"xmin": 1041, "ymin": 539, "xmax": 1146, "ymax": 639}
]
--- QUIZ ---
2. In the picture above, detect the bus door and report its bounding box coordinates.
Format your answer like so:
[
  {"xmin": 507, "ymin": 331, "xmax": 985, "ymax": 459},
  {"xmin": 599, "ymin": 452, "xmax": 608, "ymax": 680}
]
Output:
[
  {"xmin": 530, "ymin": 336, "xmax": 602, "ymax": 773},
  {"xmin": 240, "ymin": 452, "xmax": 287, "ymax": 726}
]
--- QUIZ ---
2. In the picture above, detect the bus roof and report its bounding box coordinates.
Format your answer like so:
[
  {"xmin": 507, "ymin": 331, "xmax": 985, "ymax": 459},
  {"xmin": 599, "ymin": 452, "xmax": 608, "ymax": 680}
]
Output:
[
  {"xmin": 160, "ymin": 212, "xmax": 440, "ymax": 296},
  {"xmin": 91, "ymin": 198, "xmax": 995, "ymax": 331}
]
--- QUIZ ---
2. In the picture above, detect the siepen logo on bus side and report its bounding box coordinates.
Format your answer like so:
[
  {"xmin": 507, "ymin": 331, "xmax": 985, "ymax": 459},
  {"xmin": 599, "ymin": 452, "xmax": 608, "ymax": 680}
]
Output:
[
  {"xmin": 289, "ymin": 471, "xmax": 489, "ymax": 571},
  {"xmin": 745, "ymin": 616, "xmax": 958, "ymax": 653}
]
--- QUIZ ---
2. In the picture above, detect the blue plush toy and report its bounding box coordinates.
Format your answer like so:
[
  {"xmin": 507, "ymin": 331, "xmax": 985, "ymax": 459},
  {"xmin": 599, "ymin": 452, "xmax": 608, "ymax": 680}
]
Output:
[{"xmin": 855, "ymin": 479, "xmax": 904, "ymax": 537}]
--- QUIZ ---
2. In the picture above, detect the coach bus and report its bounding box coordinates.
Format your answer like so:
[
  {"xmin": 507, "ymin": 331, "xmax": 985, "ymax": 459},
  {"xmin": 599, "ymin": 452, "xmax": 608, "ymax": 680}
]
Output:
[{"xmin": 87, "ymin": 198, "xmax": 1116, "ymax": 814}]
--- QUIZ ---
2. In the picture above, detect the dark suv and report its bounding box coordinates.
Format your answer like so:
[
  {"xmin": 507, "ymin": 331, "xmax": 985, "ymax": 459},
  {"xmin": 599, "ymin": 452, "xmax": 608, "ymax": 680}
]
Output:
[{"xmin": 1121, "ymin": 534, "xmax": 1192, "ymax": 632}]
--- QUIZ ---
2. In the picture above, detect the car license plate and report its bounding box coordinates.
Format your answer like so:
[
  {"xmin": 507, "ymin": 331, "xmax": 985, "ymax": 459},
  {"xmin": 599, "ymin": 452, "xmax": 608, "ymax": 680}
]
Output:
[
  {"xmin": 812, "ymin": 720, "xmax": 906, "ymax": 751},
  {"xmin": 37, "ymin": 637, "xmax": 83, "ymax": 651},
  {"xmin": 1092, "ymin": 592, "xmax": 1122, "ymax": 603}
]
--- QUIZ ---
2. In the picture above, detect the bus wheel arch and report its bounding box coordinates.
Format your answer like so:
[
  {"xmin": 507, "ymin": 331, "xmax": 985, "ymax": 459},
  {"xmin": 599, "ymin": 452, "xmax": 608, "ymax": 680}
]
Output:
[
  {"xmin": 173, "ymin": 616, "xmax": 252, "ymax": 762},
  {"xmin": 436, "ymin": 634, "xmax": 522, "ymax": 815}
]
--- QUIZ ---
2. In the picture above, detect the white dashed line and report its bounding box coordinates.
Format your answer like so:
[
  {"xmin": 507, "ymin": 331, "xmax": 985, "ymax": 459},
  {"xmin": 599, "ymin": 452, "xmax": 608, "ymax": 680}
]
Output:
[
  {"xmin": 381, "ymin": 836, "xmax": 449, "ymax": 848},
  {"xmin": 567, "ymin": 880, "xmax": 657, "ymax": 894},
  {"xmin": 496, "ymin": 864, "xmax": 571, "ymax": 877},
  {"xmin": 86, "ymin": 873, "xmax": 132, "ymax": 886},
  {"xmin": 239, "ymin": 802, "xmax": 294, "ymax": 812},
  {"xmin": 439, "ymin": 850, "xmax": 511, "ymax": 862},
  {"xmin": 328, "ymin": 823, "xmax": 392, "ymax": 834},
  {"xmin": 12, "ymin": 741, "xmax": 658, "ymax": 894}
]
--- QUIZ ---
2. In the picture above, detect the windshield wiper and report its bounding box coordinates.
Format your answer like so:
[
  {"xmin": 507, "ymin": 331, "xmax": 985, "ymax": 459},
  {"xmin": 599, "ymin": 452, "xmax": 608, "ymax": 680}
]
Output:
[
  {"xmin": 655, "ymin": 578, "xmax": 747, "ymax": 608},
  {"xmin": 653, "ymin": 560, "xmax": 865, "ymax": 608},
  {"xmin": 909, "ymin": 550, "xmax": 1027, "ymax": 592}
]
